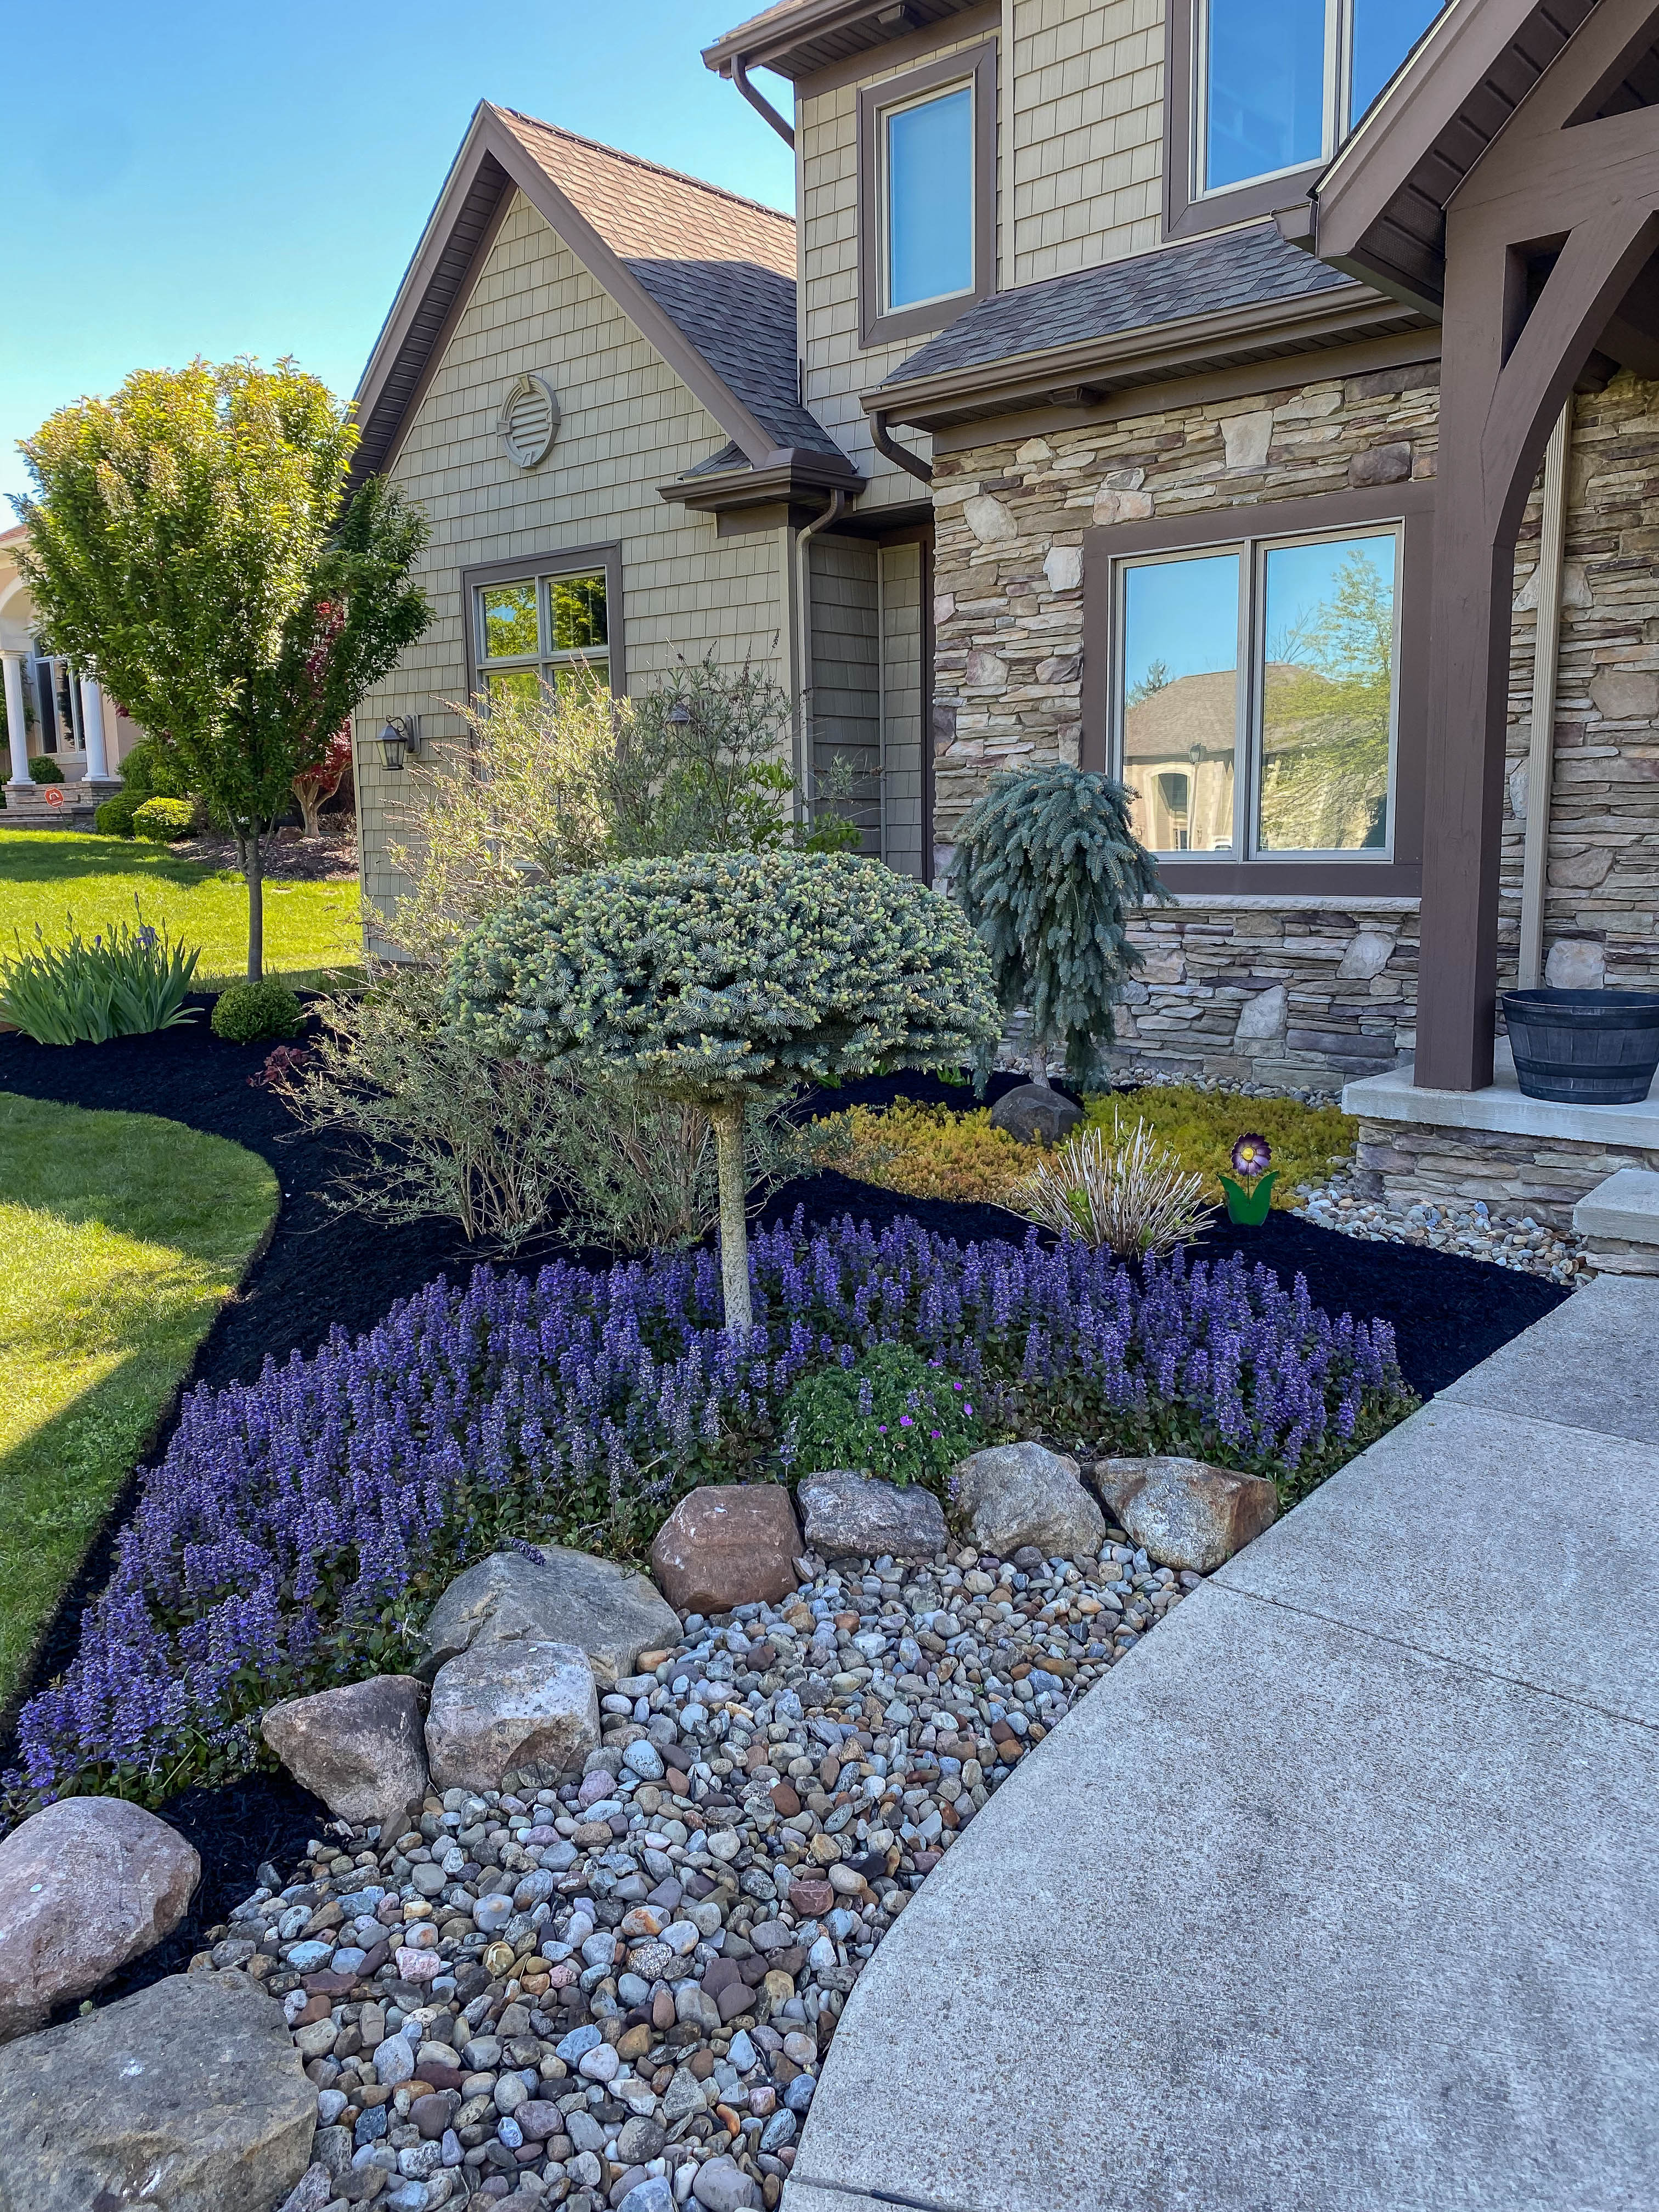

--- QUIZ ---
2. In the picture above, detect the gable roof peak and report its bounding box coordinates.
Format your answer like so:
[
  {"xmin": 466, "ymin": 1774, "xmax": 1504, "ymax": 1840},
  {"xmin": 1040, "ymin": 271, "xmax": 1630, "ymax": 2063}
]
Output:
[{"xmin": 484, "ymin": 103, "xmax": 794, "ymax": 241}]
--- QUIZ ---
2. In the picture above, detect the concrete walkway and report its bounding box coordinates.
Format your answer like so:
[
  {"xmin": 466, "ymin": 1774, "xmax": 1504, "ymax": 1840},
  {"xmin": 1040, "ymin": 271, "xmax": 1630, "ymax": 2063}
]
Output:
[{"xmin": 786, "ymin": 1274, "xmax": 1659, "ymax": 2212}]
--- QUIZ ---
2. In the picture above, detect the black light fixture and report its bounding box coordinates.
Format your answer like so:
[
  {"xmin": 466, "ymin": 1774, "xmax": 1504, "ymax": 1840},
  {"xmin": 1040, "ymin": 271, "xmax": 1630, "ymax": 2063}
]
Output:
[
  {"xmin": 379, "ymin": 714, "xmax": 421, "ymax": 771},
  {"xmin": 667, "ymin": 699, "xmax": 692, "ymax": 727}
]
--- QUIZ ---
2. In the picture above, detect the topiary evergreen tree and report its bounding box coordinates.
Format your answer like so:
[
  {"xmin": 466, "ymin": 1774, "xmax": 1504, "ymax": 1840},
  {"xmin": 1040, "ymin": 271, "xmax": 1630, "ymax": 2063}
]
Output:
[
  {"xmin": 949, "ymin": 761, "xmax": 1168, "ymax": 1087},
  {"xmin": 447, "ymin": 849, "xmax": 1001, "ymax": 1334}
]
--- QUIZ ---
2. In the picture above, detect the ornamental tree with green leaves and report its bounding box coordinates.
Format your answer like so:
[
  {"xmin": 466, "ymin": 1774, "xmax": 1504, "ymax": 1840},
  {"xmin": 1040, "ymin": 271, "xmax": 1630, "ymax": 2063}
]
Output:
[
  {"xmin": 447, "ymin": 850, "xmax": 1001, "ymax": 1333},
  {"xmin": 949, "ymin": 762, "xmax": 1169, "ymax": 1087},
  {"xmin": 14, "ymin": 360, "xmax": 429, "ymax": 977}
]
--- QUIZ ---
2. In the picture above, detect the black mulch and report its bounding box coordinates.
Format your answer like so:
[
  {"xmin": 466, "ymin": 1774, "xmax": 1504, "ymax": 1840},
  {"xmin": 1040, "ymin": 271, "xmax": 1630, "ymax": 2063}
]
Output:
[{"xmin": 2, "ymin": 1014, "xmax": 1566, "ymax": 1934}]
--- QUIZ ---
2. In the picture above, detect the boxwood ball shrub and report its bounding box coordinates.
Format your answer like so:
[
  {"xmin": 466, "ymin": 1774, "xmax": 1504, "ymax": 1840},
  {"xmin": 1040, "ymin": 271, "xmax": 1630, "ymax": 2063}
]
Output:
[
  {"xmin": 10, "ymin": 1214, "xmax": 1410, "ymax": 1804},
  {"xmin": 448, "ymin": 849, "xmax": 1001, "ymax": 1333},
  {"xmin": 211, "ymin": 978, "xmax": 304, "ymax": 1043},
  {"xmin": 133, "ymin": 795, "xmax": 196, "ymax": 842},
  {"xmin": 28, "ymin": 756, "xmax": 65, "ymax": 785},
  {"xmin": 94, "ymin": 794, "xmax": 138, "ymax": 837}
]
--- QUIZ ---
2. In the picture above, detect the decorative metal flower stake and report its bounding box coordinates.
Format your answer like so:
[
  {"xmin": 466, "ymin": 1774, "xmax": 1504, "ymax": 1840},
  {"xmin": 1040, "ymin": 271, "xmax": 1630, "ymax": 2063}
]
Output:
[{"xmin": 1220, "ymin": 1132, "xmax": 1277, "ymax": 1225}]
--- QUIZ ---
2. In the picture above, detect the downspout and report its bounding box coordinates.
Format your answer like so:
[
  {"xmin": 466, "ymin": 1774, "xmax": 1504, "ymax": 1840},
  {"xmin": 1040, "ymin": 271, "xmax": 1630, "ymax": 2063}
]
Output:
[
  {"xmin": 731, "ymin": 56, "xmax": 795, "ymax": 149},
  {"xmin": 795, "ymin": 490, "xmax": 848, "ymax": 833},
  {"xmin": 871, "ymin": 409, "xmax": 933, "ymax": 484},
  {"xmin": 1518, "ymin": 402, "xmax": 1572, "ymax": 990}
]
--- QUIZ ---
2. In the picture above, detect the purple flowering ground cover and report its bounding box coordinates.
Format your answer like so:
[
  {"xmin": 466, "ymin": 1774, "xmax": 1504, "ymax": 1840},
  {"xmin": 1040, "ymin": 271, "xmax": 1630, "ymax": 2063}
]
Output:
[{"xmin": 10, "ymin": 1211, "xmax": 1409, "ymax": 1812}]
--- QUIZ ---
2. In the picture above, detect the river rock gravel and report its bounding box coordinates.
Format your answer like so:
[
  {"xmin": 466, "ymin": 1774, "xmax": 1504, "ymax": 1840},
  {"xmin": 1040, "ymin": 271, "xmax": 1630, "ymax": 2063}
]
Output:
[{"xmin": 203, "ymin": 1528, "xmax": 1182, "ymax": 2211}]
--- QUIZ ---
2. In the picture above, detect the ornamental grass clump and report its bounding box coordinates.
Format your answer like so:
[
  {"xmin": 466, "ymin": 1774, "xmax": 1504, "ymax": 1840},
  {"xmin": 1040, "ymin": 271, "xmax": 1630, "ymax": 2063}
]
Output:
[
  {"xmin": 448, "ymin": 849, "xmax": 1002, "ymax": 1334},
  {"xmin": 1014, "ymin": 1116, "xmax": 1215, "ymax": 1259},
  {"xmin": 0, "ymin": 902, "xmax": 199, "ymax": 1045},
  {"xmin": 10, "ymin": 1216, "xmax": 1410, "ymax": 1805}
]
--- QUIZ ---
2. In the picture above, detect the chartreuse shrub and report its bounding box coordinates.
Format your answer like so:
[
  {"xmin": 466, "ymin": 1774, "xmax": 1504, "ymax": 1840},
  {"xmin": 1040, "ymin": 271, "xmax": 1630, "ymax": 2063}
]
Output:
[
  {"xmin": 780, "ymin": 1341, "xmax": 986, "ymax": 1491},
  {"xmin": 0, "ymin": 902, "xmax": 199, "ymax": 1045},
  {"xmin": 1082, "ymin": 1086, "xmax": 1357, "ymax": 1210},
  {"xmin": 211, "ymin": 977, "xmax": 304, "ymax": 1043},
  {"xmin": 0, "ymin": 1094, "xmax": 276, "ymax": 1714},
  {"xmin": 9, "ymin": 1213, "xmax": 1410, "ymax": 1806},
  {"xmin": 812, "ymin": 1100, "xmax": 1038, "ymax": 1206},
  {"xmin": 448, "ymin": 850, "xmax": 1002, "ymax": 1333},
  {"xmin": 133, "ymin": 796, "xmax": 195, "ymax": 842},
  {"xmin": 91, "ymin": 736, "xmax": 193, "ymax": 839}
]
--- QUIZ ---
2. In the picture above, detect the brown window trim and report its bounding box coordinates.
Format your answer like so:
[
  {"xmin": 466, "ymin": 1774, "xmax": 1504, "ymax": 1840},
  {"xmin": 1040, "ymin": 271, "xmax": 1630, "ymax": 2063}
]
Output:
[
  {"xmin": 460, "ymin": 543, "xmax": 625, "ymax": 701},
  {"xmin": 857, "ymin": 42, "xmax": 997, "ymax": 351},
  {"xmin": 1081, "ymin": 483, "xmax": 1434, "ymax": 898},
  {"xmin": 1164, "ymin": 0, "xmax": 1324, "ymax": 241}
]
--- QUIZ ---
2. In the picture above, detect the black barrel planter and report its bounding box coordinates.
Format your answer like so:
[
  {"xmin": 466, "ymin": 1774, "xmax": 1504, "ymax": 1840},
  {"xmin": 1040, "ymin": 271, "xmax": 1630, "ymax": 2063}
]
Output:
[{"xmin": 1502, "ymin": 988, "xmax": 1659, "ymax": 1105}]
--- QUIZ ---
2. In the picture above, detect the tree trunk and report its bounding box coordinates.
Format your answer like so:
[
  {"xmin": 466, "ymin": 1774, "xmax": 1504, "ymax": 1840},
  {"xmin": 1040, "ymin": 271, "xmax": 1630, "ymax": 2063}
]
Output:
[
  {"xmin": 708, "ymin": 1100, "xmax": 753, "ymax": 1337},
  {"xmin": 246, "ymin": 823, "xmax": 264, "ymax": 982},
  {"xmin": 296, "ymin": 783, "xmax": 320, "ymax": 838},
  {"xmin": 1028, "ymin": 1030, "xmax": 1051, "ymax": 1088}
]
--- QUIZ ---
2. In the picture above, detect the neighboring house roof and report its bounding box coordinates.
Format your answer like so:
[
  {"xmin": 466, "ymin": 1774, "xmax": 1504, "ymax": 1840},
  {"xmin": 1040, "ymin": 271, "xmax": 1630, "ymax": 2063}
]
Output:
[
  {"xmin": 352, "ymin": 101, "xmax": 858, "ymax": 491},
  {"xmin": 704, "ymin": 0, "xmax": 984, "ymax": 80},
  {"xmin": 1291, "ymin": 0, "xmax": 1602, "ymax": 310},
  {"xmin": 871, "ymin": 224, "xmax": 1426, "ymax": 431}
]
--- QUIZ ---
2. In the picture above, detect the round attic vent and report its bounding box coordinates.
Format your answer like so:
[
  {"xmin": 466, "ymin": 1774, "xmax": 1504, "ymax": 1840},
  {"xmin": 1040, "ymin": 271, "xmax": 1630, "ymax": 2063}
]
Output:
[{"xmin": 500, "ymin": 374, "xmax": 560, "ymax": 470}]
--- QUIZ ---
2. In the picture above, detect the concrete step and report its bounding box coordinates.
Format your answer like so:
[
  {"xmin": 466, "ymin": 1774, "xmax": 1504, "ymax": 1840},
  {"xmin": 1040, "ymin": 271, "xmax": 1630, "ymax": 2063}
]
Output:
[{"xmin": 1573, "ymin": 1167, "xmax": 1659, "ymax": 1272}]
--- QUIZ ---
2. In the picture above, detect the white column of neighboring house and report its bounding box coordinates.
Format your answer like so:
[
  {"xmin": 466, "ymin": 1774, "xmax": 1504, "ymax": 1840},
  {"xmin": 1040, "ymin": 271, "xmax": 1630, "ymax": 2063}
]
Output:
[
  {"xmin": 79, "ymin": 671, "xmax": 115, "ymax": 786},
  {"xmin": 2, "ymin": 651, "xmax": 31, "ymax": 790}
]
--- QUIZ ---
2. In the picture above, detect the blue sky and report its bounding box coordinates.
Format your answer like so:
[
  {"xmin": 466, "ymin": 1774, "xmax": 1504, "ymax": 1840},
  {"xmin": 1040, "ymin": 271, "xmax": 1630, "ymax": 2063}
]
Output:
[{"xmin": 1, "ymin": 2, "xmax": 793, "ymax": 512}]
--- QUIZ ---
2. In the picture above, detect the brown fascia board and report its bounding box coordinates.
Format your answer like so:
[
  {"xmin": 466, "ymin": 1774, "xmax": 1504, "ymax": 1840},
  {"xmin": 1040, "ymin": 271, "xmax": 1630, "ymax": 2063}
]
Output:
[
  {"xmin": 1306, "ymin": 0, "xmax": 1566, "ymax": 309},
  {"xmin": 703, "ymin": 0, "xmax": 982, "ymax": 81},
  {"xmin": 865, "ymin": 280, "xmax": 1425, "ymax": 432},
  {"xmin": 658, "ymin": 451, "xmax": 865, "ymax": 514},
  {"xmin": 352, "ymin": 102, "xmax": 795, "ymax": 486}
]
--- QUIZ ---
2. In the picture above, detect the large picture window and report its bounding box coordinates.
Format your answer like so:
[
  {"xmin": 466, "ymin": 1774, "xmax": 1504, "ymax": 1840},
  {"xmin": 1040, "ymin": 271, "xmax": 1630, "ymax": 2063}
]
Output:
[
  {"xmin": 1169, "ymin": 0, "xmax": 1444, "ymax": 235},
  {"xmin": 857, "ymin": 44, "xmax": 997, "ymax": 348},
  {"xmin": 474, "ymin": 565, "xmax": 610, "ymax": 703},
  {"xmin": 1116, "ymin": 524, "xmax": 1400, "ymax": 860}
]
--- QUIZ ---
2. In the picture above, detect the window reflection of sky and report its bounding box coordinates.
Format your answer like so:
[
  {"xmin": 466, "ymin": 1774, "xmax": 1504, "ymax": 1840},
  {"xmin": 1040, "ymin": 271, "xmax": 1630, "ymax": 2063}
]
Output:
[{"xmin": 1123, "ymin": 554, "xmax": 1238, "ymax": 688}]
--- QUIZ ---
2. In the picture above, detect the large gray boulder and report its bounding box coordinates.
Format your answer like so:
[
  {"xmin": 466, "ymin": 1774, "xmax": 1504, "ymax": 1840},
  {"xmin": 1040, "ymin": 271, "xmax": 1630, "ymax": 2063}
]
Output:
[
  {"xmin": 0, "ymin": 1968, "xmax": 313, "ymax": 2211},
  {"xmin": 798, "ymin": 1470, "xmax": 947, "ymax": 1561},
  {"xmin": 0, "ymin": 1797, "xmax": 200, "ymax": 2042},
  {"xmin": 1094, "ymin": 1455, "xmax": 1278, "ymax": 1572},
  {"xmin": 419, "ymin": 1547, "xmax": 680, "ymax": 1689},
  {"xmin": 261, "ymin": 1674, "xmax": 428, "ymax": 1839},
  {"xmin": 952, "ymin": 1441, "xmax": 1106, "ymax": 1558},
  {"xmin": 425, "ymin": 1633, "xmax": 600, "ymax": 1792}
]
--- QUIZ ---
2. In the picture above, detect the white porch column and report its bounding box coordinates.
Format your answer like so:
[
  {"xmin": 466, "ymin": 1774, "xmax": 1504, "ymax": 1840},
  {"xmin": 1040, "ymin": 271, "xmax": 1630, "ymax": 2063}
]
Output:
[
  {"xmin": 2, "ymin": 652, "xmax": 31, "ymax": 788},
  {"xmin": 79, "ymin": 673, "xmax": 111, "ymax": 781}
]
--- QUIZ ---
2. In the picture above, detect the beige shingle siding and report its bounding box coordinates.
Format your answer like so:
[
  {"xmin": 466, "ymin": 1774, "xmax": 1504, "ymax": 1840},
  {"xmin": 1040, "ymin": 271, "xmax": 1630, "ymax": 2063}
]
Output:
[
  {"xmin": 799, "ymin": 22, "xmax": 1003, "ymax": 506},
  {"xmin": 1012, "ymin": 0, "xmax": 1165, "ymax": 284},
  {"xmin": 879, "ymin": 541, "xmax": 926, "ymax": 878},
  {"xmin": 356, "ymin": 191, "xmax": 791, "ymax": 940}
]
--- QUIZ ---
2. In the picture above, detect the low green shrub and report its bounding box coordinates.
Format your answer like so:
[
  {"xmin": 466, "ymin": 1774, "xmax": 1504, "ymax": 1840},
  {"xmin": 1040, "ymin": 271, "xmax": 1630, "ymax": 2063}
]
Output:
[
  {"xmin": 94, "ymin": 793, "xmax": 139, "ymax": 838},
  {"xmin": 117, "ymin": 737, "xmax": 193, "ymax": 803},
  {"xmin": 0, "ymin": 905, "xmax": 200, "ymax": 1045},
  {"xmin": 1081, "ymin": 1085, "xmax": 1358, "ymax": 1207},
  {"xmin": 780, "ymin": 1341, "xmax": 987, "ymax": 1492},
  {"xmin": 28, "ymin": 757, "xmax": 65, "ymax": 785},
  {"xmin": 133, "ymin": 797, "xmax": 196, "ymax": 843},
  {"xmin": 211, "ymin": 979, "xmax": 306, "ymax": 1044}
]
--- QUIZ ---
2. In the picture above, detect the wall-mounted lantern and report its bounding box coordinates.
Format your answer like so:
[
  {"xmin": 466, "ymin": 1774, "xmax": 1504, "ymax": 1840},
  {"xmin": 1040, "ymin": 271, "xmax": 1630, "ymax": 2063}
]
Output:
[{"xmin": 379, "ymin": 714, "xmax": 422, "ymax": 772}]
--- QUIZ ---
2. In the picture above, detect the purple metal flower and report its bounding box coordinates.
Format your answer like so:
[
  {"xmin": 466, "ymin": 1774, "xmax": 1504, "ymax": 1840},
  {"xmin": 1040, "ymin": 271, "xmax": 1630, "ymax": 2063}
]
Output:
[{"xmin": 1231, "ymin": 1133, "xmax": 1272, "ymax": 1181}]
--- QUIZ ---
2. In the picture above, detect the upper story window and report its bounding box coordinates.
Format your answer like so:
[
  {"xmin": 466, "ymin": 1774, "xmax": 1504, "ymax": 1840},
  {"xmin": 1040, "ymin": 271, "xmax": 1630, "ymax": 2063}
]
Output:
[
  {"xmin": 883, "ymin": 83, "xmax": 975, "ymax": 312},
  {"xmin": 857, "ymin": 43, "xmax": 997, "ymax": 349},
  {"xmin": 1169, "ymin": 0, "xmax": 1445, "ymax": 235}
]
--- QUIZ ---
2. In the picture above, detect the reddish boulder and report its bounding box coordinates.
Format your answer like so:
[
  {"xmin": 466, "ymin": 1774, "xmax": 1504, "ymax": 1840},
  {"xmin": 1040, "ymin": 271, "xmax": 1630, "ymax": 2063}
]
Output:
[{"xmin": 649, "ymin": 1485, "xmax": 802, "ymax": 1615}]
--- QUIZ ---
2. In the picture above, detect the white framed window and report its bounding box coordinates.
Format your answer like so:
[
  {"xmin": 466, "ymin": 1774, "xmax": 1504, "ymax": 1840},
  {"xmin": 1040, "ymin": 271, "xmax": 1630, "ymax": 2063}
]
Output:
[
  {"xmin": 1197, "ymin": 0, "xmax": 1444, "ymax": 197},
  {"xmin": 473, "ymin": 567, "xmax": 610, "ymax": 704},
  {"xmin": 880, "ymin": 80, "xmax": 975, "ymax": 314},
  {"xmin": 1113, "ymin": 524, "xmax": 1402, "ymax": 860}
]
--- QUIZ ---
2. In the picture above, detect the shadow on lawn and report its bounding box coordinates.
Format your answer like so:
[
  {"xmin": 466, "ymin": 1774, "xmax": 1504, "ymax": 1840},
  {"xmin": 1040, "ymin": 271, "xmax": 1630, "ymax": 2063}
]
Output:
[{"xmin": 0, "ymin": 831, "xmax": 234, "ymax": 890}]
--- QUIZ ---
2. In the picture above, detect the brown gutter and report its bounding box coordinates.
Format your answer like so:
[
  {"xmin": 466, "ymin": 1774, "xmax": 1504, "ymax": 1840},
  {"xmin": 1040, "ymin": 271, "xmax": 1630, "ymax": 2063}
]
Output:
[
  {"xmin": 865, "ymin": 280, "xmax": 1424, "ymax": 432},
  {"xmin": 870, "ymin": 410, "xmax": 934, "ymax": 484},
  {"xmin": 731, "ymin": 55, "xmax": 796, "ymax": 149}
]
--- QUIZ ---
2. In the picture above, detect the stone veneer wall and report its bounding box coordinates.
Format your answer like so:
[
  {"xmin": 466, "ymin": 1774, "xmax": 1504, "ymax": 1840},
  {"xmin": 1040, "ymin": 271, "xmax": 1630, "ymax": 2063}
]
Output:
[
  {"xmin": 1353, "ymin": 1118, "xmax": 1659, "ymax": 1232},
  {"xmin": 930, "ymin": 358, "xmax": 1659, "ymax": 1085}
]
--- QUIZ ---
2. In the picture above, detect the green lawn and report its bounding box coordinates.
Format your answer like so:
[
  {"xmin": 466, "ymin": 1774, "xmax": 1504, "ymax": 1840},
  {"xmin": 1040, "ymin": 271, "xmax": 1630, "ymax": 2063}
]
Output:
[
  {"xmin": 0, "ymin": 1094, "xmax": 278, "ymax": 1714},
  {"xmin": 0, "ymin": 828, "xmax": 363, "ymax": 986}
]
